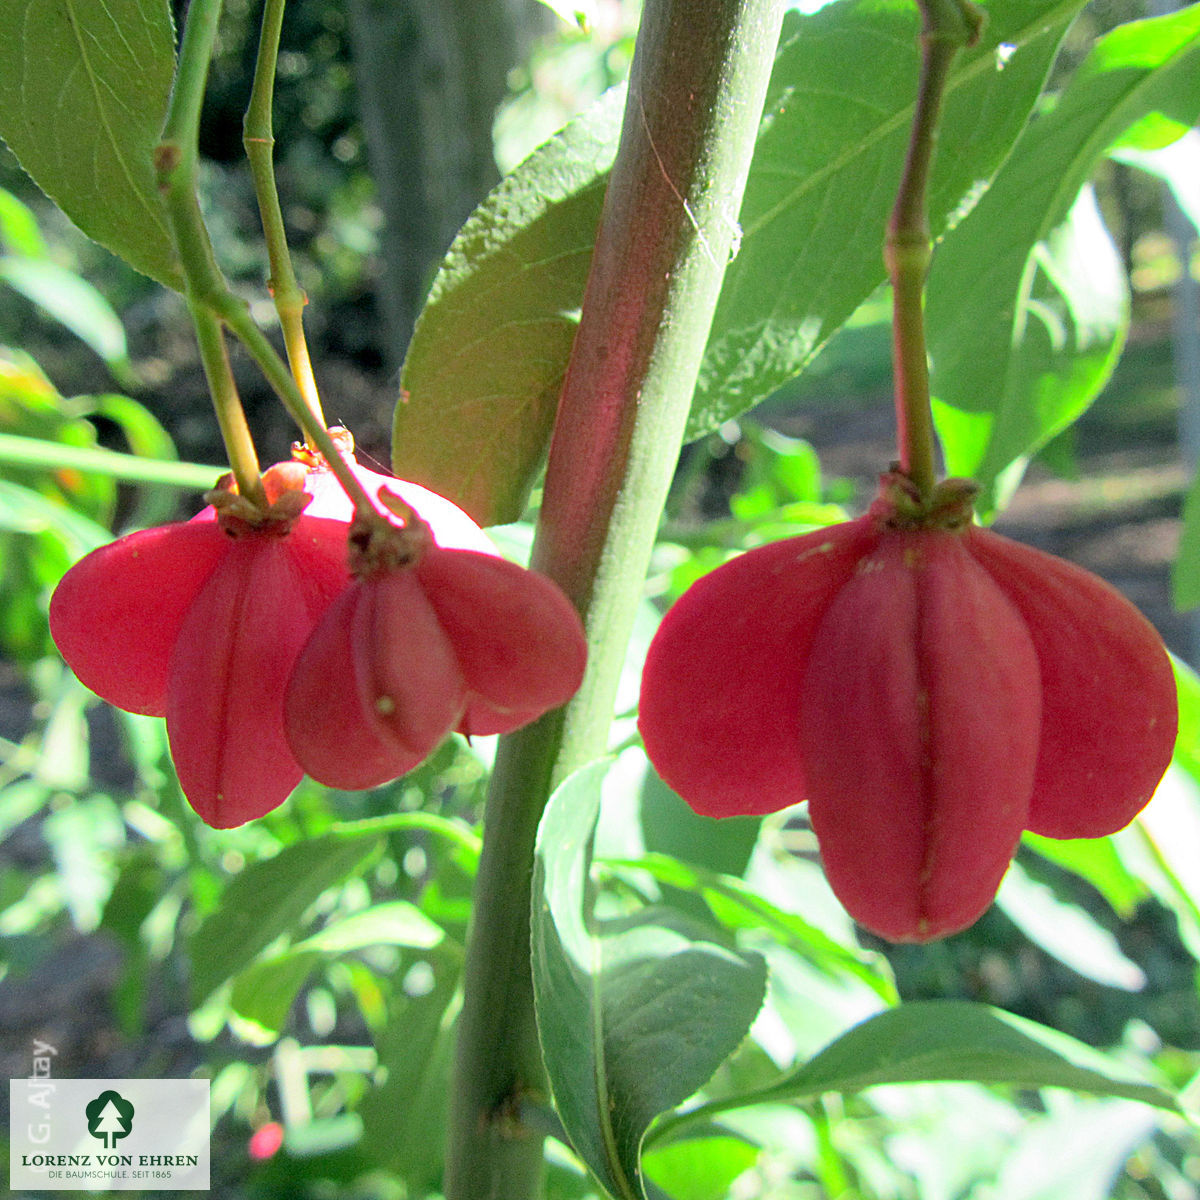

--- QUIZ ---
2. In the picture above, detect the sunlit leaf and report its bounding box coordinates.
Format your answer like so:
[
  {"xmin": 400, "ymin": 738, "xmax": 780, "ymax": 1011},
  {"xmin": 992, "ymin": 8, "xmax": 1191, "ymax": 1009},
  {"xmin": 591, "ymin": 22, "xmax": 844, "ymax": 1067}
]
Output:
[
  {"xmin": 0, "ymin": 256, "xmax": 136, "ymax": 385},
  {"xmin": 228, "ymin": 901, "xmax": 449, "ymax": 1038},
  {"xmin": 396, "ymin": 0, "xmax": 1080, "ymax": 524},
  {"xmin": 188, "ymin": 831, "xmax": 383, "ymax": 1004},
  {"xmin": 0, "ymin": 0, "xmax": 181, "ymax": 289},
  {"xmin": 1022, "ymin": 834, "xmax": 1147, "ymax": 919},
  {"xmin": 359, "ymin": 952, "xmax": 461, "ymax": 1190},
  {"xmin": 930, "ymin": 1, "xmax": 1200, "ymax": 513},
  {"xmin": 994, "ymin": 1098, "xmax": 1160, "ymax": 1200},
  {"xmin": 642, "ymin": 1132, "xmax": 759, "ymax": 1200},
  {"xmin": 1113, "ymin": 127, "xmax": 1200, "ymax": 234},
  {"xmin": 996, "ymin": 859, "xmax": 1146, "ymax": 991},
  {"xmin": 931, "ymin": 186, "xmax": 1128, "ymax": 516},
  {"xmin": 395, "ymin": 87, "xmax": 620, "ymax": 524},
  {"xmin": 532, "ymin": 761, "xmax": 767, "ymax": 1200},
  {"xmin": 0, "ymin": 187, "xmax": 47, "ymax": 257},
  {"xmin": 692, "ymin": 0, "xmax": 1078, "ymax": 438},
  {"xmin": 752, "ymin": 1001, "xmax": 1178, "ymax": 1110},
  {"xmin": 607, "ymin": 852, "xmax": 897, "ymax": 1004}
]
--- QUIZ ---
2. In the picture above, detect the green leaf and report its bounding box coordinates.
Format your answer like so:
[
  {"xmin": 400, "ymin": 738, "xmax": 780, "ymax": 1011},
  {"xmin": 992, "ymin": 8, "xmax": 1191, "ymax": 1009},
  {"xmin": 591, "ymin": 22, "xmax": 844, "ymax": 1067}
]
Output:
[
  {"xmin": 930, "ymin": 1, "xmax": 1200, "ymax": 513},
  {"xmin": 1022, "ymin": 833, "xmax": 1147, "ymax": 920},
  {"xmin": 1174, "ymin": 470, "xmax": 1200, "ymax": 609},
  {"xmin": 0, "ymin": 478, "xmax": 110, "ymax": 553},
  {"xmin": 188, "ymin": 831, "xmax": 383, "ymax": 1004},
  {"xmin": 994, "ymin": 1097, "xmax": 1160, "ymax": 1200},
  {"xmin": 532, "ymin": 761, "xmax": 767, "ymax": 1200},
  {"xmin": 995, "ymin": 859, "xmax": 1145, "ymax": 991},
  {"xmin": 76, "ymin": 393, "xmax": 184, "ymax": 526},
  {"xmin": 691, "ymin": 0, "xmax": 1078, "ymax": 438},
  {"xmin": 755, "ymin": 1001, "xmax": 1178, "ymax": 1111},
  {"xmin": 43, "ymin": 795, "xmax": 125, "ymax": 930},
  {"xmin": 396, "ymin": 0, "xmax": 1078, "ymax": 524},
  {"xmin": 359, "ymin": 951, "xmax": 461, "ymax": 1189},
  {"xmin": 228, "ymin": 901, "xmax": 448, "ymax": 1038},
  {"xmin": 638, "ymin": 761, "xmax": 761, "ymax": 880},
  {"xmin": 0, "ymin": 0, "xmax": 181, "ymax": 289},
  {"xmin": 1113, "ymin": 128, "xmax": 1200, "ymax": 234},
  {"xmin": 0, "ymin": 187, "xmax": 48, "ymax": 258},
  {"xmin": 607, "ymin": 852, "xmax": 896, "ymax": 1005},
  {"xmin": 642, "ymin": 1132, "xmax": 759, "ymax": 1200},
  {"xmin": 0, "ymin": 256, "xmax": 136, "ymax": 385},
  {"xmin": 1170, "ymin": 655, "xmax": 1200, "ymax": 782},
  {"xmin": 228, "ymin": 948, "xmax": 323, "ymax": 1040},
  {"xmin": 932, "ymin": 186, "xmax": 1128, "ymax": 515},
  {"xmin": 395, "ymin": 87, "xmax": 621, "ymax": 524},
  {"xmin": 0, "ymin": 432, "xmax": 221, "ymax": 493}
]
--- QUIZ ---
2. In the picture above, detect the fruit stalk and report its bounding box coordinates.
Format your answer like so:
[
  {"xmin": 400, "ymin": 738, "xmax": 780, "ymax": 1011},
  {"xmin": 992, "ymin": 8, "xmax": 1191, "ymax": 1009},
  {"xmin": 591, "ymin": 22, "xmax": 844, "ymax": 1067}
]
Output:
[
  {"xmin": 886, "ymin": 0, "xmax": 983, "ymax": 498},
  {"xmin": 244, "ymin": 0, "xmax": 327, "ymax": 439}
]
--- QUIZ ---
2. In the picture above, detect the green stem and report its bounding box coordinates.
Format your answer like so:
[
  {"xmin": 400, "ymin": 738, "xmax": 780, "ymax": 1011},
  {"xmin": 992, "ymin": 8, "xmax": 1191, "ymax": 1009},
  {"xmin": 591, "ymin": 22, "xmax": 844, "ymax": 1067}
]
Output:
[
  {"xmin": 244, "ymin": 0, "xmax": 326, "ymax": 438},
  {"xmin": 189, "ymin": 303, "xmax": 265, "ymax": 504},
  {"xmin": 885, "ymin": 0, "xmax": 983, "ymax": 498},
  {"xmin": 0, "ymin": 434, "xmax": 220, "ymax": 489},
  {"xmin": 159, "ymin": 0, "xmax": 377, "ymax": 515},
  {"xmin": 443, "ymin": 3, "xmax": 786, "ymax": 1197},
  {"xmin": 156, "ymin": 0, "xmax": 266, "ymax": 506}
]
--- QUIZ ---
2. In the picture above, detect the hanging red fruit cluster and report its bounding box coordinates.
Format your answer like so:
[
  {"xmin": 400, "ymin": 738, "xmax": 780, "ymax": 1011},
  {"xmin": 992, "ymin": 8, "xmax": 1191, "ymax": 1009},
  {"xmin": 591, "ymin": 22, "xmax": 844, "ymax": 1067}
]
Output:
[
  {"xmin": 49, "ymin": 443, "xmax": 586, "ymax": 829},
  {"xmin": 638, "ymin": 471, "xmax": 1178, "ymax": 943}
]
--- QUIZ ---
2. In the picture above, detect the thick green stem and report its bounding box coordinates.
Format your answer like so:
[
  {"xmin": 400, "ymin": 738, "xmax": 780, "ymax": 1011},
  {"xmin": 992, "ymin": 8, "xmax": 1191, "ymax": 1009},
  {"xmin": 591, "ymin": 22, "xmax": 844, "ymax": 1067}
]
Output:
[
  {"xmin": 886, "ymin": 0, "xmax": 983, "ymax": 498},
  {"xmin": 244, "ymin": 0, "xmax": 326, "ymax": 438},
  {"xmin": 443, "ymin": 3, "xmax": 786, "ymax": 1198}
]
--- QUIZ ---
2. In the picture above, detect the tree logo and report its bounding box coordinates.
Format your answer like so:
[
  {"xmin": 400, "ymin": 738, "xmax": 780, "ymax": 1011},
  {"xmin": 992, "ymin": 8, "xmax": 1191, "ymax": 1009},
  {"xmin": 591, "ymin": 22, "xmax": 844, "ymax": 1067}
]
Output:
[{"xmin": 85, "ymin": 1090, "xmax": 135, "ymax": 1149}]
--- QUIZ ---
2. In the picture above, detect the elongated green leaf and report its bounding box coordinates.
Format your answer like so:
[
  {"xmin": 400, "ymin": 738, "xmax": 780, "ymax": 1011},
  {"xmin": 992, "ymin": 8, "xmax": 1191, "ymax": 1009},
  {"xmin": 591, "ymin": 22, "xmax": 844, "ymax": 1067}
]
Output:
[
  {"xmin": 692, "ymin": 0, "xmax": 1079, "ymax": 436},
  {"xmin": 0, "ymin": 433, "xmax": 220, "ymax": 492},
  {"xmin": 1174, "ymin": 468, "xmax": 1200, "ymax": 610},
  {"xmin": 0, "ymin": 187, "xmax": 47, "ymax": 257},
  {"xmin": 995, "ymin": 859, "xmax": 1145, "ymax": 991},
  {"xmin": 397, "ymin": 0, "xmax": 1079, "ymax": 524},
  {"xmin": 607, "ymin": 852, "xmax": 896, "ymax": 1003},
  {"xmin": 933, "ymin": 186, "xmax": 1128, "ymax": 514},
  {"xmin": 0, "ymin": 0, "xmax": 181, "ymax": 289},
  {"xmin": 359, "ymin": 951, "xmax": 461, "ymax": 1189},
  {"xmin": 758, "ymin": 1001, "xmax": 1177, "ymax": 1110},
  {"xmin": 0, "ymin": 478, "xmax": 111, "ymax": 552},
  {"xmin": 188, "ymin": 831, "xmax": 383, "ymax": 1004},
  {"xmin": 532, "ymin": 761, "xmax": 767, "ymax": 1200},
  {"xmin": 1022, "ymin": 833, "xmax": 1147, "ymax": 919},
  {"xmin": 0, "ymin": 256, "xmax": 136, "ymax": 384},
  {"xmin": 228, "ymin": 901, "xmax": 448, "ymax": 1038},
  {"xmin": 395, "ymin": 87, "xmax": 620, "ymax": 523},
  {"xmin": 929, "ymin": 1, "xmax": 1200, "ymax": 513}
]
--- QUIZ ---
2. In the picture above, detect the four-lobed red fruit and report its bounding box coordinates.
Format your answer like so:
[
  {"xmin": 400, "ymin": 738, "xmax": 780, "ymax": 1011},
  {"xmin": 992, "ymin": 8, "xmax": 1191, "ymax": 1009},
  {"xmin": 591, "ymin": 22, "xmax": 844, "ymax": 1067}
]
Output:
[
  {"xmin": 50, "ymin": 444, "xmax": 582, "ymax": 828},
  {"xmin": 283, "ymin": 502, "xmax": 588, "ymax": 792},
  {"xmin": 638, "ymin": 472, "xmax": 1178, "ymax": 943}
]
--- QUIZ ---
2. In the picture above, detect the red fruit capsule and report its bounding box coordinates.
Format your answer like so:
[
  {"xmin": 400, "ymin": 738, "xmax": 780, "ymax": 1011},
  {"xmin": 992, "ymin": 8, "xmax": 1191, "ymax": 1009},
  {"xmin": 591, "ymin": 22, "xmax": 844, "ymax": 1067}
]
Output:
[
  {"xmin": 284, "ymin": 505, "xmax": 587, "ymax": 792},
  {"xmin": 49, "ymin": 446, "xmax": 491, "ymax": 828},
  {"xmin": 638, "ymin": 473, "xmax": 1177, "ymax": 942}
]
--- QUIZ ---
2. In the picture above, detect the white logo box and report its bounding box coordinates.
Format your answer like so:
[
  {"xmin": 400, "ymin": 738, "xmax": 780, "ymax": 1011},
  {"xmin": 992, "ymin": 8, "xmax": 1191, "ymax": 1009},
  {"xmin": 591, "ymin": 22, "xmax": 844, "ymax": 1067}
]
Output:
[{"xmin": 10, "ymin": 1079, "xmax": 210, "ymax": 1192}]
